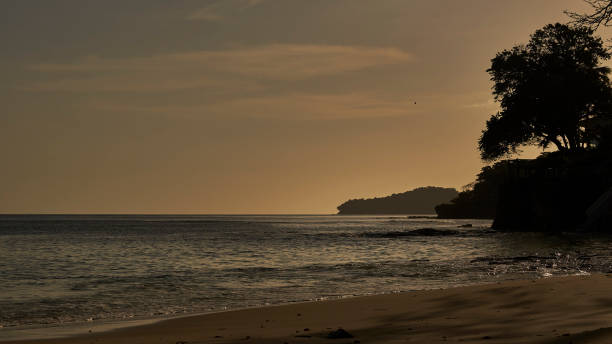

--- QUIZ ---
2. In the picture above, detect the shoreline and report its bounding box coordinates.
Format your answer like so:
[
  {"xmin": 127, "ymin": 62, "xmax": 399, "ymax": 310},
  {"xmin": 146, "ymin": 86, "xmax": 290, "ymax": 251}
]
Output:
[
  {"xmin": 4, "ymin": 274, "xmax": 612, "ymax": 343},
  {"xmin": 0, "ymin": 277, "xmax": 506, "ymax": 341},
  {"xmin": 0, "ymin": 284, "xmax": 467, "ymax": 341}
]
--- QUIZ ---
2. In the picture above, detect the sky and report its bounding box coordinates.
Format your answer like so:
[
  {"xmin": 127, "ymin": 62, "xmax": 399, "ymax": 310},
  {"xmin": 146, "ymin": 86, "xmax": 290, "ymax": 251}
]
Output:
[{"xmin": 0, "ymin": 0, "xmax": 606, "ymax": 214}]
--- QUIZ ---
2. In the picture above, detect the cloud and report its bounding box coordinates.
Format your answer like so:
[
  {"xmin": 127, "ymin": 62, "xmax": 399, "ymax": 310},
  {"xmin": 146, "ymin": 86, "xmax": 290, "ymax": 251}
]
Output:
[
  {"xmin": 210, "ymin": 93, "xmax": 421, "ymax": 120},
  {"xmin": 26, "ymin": 44, "xmax": 413, "ymax": 92},
  {"xmin": 464, "ymin": 98, "xmax": 497, "ymax": 109},
  {"xmin": 25, "ymin": 43, "xmax": 416, "ymax": 120},
  {"xmin": 92, "ymin": 92, "xmax": 423, "ymax": 120},
  {"xmin": 187, "ymin": 0, "xmax": 264, "ymax": 21},
  {"xmin": 186, "ymin": 8, "xmax": 224, "ymax": 22},
  {"xmin": 25, "ymin": 75, "xmax": 261, "ymax": 93}
]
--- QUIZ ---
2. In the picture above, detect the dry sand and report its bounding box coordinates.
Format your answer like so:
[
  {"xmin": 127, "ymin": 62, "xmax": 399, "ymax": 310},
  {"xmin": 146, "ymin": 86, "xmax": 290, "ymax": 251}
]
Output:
[{"xmin": 5, "ymin": 274, "xmax": 612, "ymax": 344}]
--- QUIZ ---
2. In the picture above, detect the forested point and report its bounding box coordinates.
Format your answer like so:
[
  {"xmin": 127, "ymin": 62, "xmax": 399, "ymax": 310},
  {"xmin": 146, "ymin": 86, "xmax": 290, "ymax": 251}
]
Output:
[{"xmin": 337, "ymin": 187, "xmax": 458, "ymax": 215}]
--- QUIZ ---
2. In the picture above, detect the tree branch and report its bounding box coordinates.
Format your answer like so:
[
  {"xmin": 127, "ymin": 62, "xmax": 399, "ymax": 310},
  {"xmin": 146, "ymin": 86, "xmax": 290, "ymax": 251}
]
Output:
[{"xmin": 566, "ymin": 0, "xmax": 612, "ymax": 29}]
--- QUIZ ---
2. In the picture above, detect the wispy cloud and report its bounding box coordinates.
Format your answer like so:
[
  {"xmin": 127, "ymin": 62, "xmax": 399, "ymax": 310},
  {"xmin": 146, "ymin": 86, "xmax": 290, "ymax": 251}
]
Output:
[
  {"xmin": 186, "ymin": 7, "xmax": 224, "ymax": 22},
  {"xmin": 25, "ymin": 44, "xmax": 416, "ymax": 120},
  {"xmin": 25, "ymin": 75, "xmax": 261, "ymax": 93},
  {"xmin": 26, "ymin": 44, "xmax": 413, "ymax": 92},
  {"xmin": 93, "ymin": 92, "xmax": 424, "ymax": 120},
  {"xmin": 464, "ymin": 98, "xmax": 497, "ymax": 109},
  {"xmin": 209, "ymin": 93, "xmax": 423, "ymax": 120},
  {"xmin": 187, "ymin": 0, "xmax": 264, "ymax": 22}
]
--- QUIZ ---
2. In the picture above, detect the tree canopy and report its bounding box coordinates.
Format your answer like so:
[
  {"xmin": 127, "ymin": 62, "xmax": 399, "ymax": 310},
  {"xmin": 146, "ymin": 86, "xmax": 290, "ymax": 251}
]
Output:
[{"xmin": 478, "ymin": 23, "xmax": 612, "ymax": 161}]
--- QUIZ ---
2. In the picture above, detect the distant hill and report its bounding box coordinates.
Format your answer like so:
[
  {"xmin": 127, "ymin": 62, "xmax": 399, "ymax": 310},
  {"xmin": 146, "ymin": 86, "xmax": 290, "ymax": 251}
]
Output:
[{"xmin": 337, "ymin": 186, "xmax": 459, "ymax": 215}]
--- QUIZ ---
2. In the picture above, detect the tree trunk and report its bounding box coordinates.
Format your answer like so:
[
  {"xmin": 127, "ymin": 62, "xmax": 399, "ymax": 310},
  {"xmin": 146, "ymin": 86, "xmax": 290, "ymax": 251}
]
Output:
[
  {"xmin": 560, "ymin": 135, "xmax": 569, "ymax": 149},
  {"xmin": 550, "ymin": 137, "xmax": 565, "ymax": 151}
]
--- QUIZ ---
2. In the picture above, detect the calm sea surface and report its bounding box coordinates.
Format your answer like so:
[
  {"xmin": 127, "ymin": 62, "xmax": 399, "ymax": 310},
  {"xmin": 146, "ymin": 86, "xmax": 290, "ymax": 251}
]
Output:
[{"xmin": 1, "ymin": 214, "xmax": 611, "ymax": 337}]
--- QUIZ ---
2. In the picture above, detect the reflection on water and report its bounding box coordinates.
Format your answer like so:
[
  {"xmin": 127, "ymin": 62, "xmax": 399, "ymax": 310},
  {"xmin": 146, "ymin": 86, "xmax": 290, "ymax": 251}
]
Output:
[{"xmin": 1, "ymin": 215, "xmax": 611, "ymax": 332}]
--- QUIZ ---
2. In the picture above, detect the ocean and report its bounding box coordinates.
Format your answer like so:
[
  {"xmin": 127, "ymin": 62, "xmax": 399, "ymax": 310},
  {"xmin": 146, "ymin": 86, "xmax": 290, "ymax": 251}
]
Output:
[{"xmin": 0, "ymin": 214, "xmax": 610, "ymax": 339}]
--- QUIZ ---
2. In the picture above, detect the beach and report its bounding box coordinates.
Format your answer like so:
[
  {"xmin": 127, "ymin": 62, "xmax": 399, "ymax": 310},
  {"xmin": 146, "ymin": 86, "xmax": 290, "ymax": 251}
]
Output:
[{"xmin": 4, "ymin": 274, "xmax": 612, "ymax": 344}]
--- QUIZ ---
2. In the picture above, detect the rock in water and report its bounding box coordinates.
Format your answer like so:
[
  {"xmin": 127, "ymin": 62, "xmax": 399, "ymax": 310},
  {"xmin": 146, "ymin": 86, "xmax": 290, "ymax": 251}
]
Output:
[
  {"xmin": 409, "ymin": 228, "xmax": 459, "ymax": 236},
  {"xmin": 327, "ymin": 328, "xmax": 354, "ymax": 339}
]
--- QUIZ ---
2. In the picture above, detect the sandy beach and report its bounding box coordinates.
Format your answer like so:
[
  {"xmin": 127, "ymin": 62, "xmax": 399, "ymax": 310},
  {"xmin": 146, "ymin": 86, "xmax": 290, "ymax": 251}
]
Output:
[{"xmin": 4, "ymin": 274, "xmax": 612, "ymax": 344}]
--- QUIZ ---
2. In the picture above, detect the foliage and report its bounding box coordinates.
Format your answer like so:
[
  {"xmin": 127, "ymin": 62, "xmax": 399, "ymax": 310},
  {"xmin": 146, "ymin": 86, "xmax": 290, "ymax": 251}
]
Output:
[
  {"xmin": 435, "ymin": 163, "xmax": 506, "ymax": 219},
  {"xmin": 479, "ymin": 23, "xmax": 612, "ymax": 161}
]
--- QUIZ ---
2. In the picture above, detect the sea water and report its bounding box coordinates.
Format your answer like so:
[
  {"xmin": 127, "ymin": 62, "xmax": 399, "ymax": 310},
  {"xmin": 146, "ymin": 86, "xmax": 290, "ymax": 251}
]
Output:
[{"xmin": 1, "ymin": 214, "xmax": 610, "ymax": 338}]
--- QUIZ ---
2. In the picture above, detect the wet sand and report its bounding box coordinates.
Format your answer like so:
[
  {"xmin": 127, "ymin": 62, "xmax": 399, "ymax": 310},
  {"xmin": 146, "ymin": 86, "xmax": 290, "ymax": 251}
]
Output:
[{"xmin": 4, "ymin": 274, "xmax": 612, "ymax": 344}]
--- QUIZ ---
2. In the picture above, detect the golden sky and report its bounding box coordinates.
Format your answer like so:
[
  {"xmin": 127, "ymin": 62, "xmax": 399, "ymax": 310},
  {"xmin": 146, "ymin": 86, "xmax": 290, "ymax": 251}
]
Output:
[{"xmin": 0, "ymin": 0, "xmax": 604, "ymax": 214}]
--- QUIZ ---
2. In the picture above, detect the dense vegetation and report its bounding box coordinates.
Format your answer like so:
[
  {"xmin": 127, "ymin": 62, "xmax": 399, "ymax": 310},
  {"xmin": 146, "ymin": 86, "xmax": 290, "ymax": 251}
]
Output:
[
  {"xmin": 337, "ymin": 187, "xmax": 458, "ymax": 215},
  {"xmin": 434, "ymin": 165, "xmax": 504, "ymax": 219},
  {"xmin": 436, "ymin": 23, "xmax": 612, "ymax": 231}
]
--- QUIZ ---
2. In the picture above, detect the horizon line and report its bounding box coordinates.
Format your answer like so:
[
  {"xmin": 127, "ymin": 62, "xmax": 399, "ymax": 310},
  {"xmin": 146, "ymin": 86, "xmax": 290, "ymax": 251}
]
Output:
[{"xmin": 0, "ymin": 212, "xmax": 339, "ymax": 216}]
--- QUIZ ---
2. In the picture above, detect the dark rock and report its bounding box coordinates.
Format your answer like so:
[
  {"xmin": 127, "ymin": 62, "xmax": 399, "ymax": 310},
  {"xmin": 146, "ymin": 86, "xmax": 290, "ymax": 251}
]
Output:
[
  {"xmin": 459, "ymin": 224, "xmax": 473, "ymax": 228},
  {"xmin": 581, "ymin": 186, "xmax": 612, "ymax": 231},
  {"xmin": 410, "ymin": 228, "xmax": 459, "ymax": 236},
  {"xmin": 364, "ymin": 228, "xmax": 459, "ymax": 238},
  {"xmin": 327, "ymin": 328, "xmax": 354, "ymax": 339},
  {"xmin": 490, "ymin": 155, "xmax": 612, "ymax": 232}
]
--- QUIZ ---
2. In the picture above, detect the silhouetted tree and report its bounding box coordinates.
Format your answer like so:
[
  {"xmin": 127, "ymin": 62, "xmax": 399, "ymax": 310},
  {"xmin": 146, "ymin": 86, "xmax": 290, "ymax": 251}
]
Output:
[
  {"xmin": 479, "ymin": 23, "xmax": 612, "ymax": 161},
  {"xmin": 566, "ymin": 0, "xmax": 612, "ymax": 29}
]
